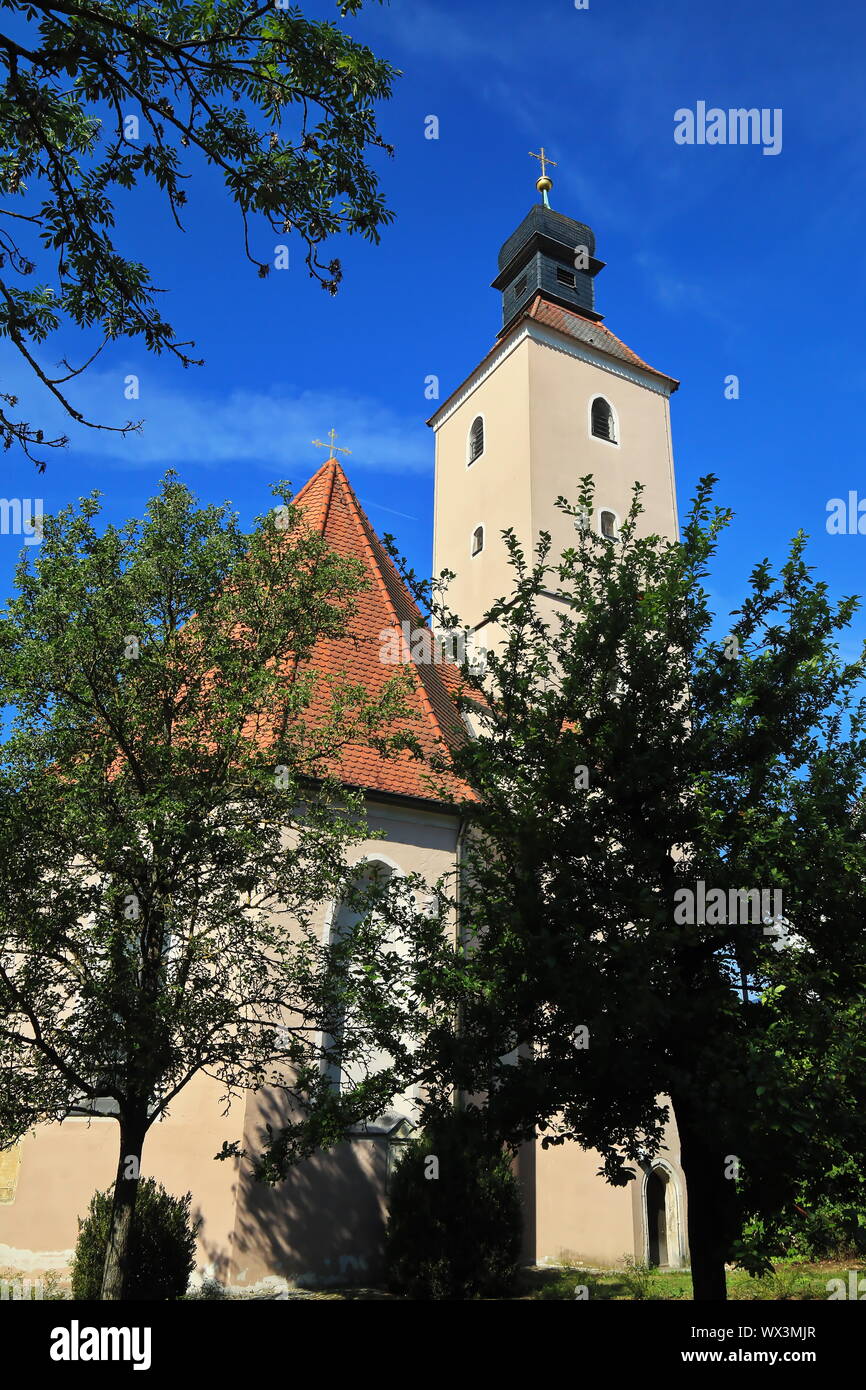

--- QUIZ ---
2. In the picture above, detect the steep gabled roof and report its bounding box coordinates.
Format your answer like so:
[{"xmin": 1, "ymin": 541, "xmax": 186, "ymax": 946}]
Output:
[{"xmin": 289, "ymin": 459, "xmax": 470, "ymax": 808}]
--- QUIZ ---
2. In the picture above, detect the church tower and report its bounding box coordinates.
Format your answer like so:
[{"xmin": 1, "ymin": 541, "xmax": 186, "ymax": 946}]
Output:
[{"xmin": 429, "ymin": 154, "xmax": 680, "ymax": 643}]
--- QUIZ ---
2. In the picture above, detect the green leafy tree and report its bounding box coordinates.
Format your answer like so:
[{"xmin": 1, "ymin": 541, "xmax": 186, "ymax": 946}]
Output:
[
  {"xmin": 0, "ymin": 0, "xmax": 396, "ymax": 466},
  {"xmin": 0, "ymin": 472, "xmax": 422, "ymax": 1300},
  {"xmin": 390, "ymin": 476, "xmax": 866, "ymax": 1301}
]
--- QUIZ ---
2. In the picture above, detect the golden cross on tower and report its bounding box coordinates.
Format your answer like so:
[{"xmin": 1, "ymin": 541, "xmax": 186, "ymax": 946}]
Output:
[
  {"xmin": 529, "ymin": 146, "xmax": 557, "ymax": 206},
  {"xmin": 312, "ymin": 427, "xmax": 351, "ymax": 459},
  {"xmin": 529, "ymin": 146, "xmax": 557, "ymax": 180}
]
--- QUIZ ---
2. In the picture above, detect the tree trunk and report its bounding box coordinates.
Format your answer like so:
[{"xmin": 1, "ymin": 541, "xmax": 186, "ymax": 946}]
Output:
[
  {"xmin": 100, "ymin": 1113, "xmax": 147, "ymax": 1301},
  {"xmin": 673, "ymin": 1094, "xmax": 733, "ymax": 1301}
]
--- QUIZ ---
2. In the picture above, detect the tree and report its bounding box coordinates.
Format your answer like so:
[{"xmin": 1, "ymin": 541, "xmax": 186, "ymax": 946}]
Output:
[
  {"xmin": 0, "ymin": 0, "xmax": 396, "ymax": 467},
  {"xmin": 392, "ymin": 476, "xmax": 866, "ymax": 1301},
  {"xmin": 0, "ymin": 472, "xmax": 422, "ymax": 1299}
]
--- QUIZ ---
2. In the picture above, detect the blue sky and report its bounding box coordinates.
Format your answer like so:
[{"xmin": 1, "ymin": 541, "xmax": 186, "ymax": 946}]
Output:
[{"xmin": 3, "ymin": 0, "xmax": 866, "ymax": 658}]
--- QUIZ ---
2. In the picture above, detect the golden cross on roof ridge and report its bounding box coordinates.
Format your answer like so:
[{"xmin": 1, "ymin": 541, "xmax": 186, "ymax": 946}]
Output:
[
  {"xmin": 529, "ymin": 146, "xmax": 557, "ymax": 179},
  {"xmin": 312, "ymin": 427, "xmax": 351, "ymax": 458}
]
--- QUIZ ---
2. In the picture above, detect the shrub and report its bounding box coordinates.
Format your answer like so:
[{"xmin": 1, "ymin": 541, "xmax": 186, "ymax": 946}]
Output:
[
  {"xmin": 619, "ymin": 1256, "xmax": 655, "ymax": 1300},
  {"xmin": 740, "ymin": 1199, "xmax": 866, "ymax": 1269},
  {"xmin": 71, "ymin": 1178, "xmax": 198, "ymax": 1301},
  {"xmin": 384, "ymin": 1109, "xmax": 523, "ymax": 1299},
  {"xmin": 777, "ymin": 1201, "xmax": 866, "ymax": 1260}
]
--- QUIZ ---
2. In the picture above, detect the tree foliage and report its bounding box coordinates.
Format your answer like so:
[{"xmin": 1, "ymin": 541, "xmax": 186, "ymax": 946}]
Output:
[
  {"xmin": 0, "ymin": 0, "xmax": 396, "ymax": 466},
  {"xmin": 0, "ymin": 472, "xmax": 421, "ymax": 1297},
  {"xmin": 390, "ymin": 476, "xmax": 866, "ymax": 1300}
]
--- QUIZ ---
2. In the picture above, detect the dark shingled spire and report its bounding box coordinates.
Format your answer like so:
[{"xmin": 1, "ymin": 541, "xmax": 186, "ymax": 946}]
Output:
[{"xmin": 492, "ymin": 203, "xmax": 606, "ymax": 334}]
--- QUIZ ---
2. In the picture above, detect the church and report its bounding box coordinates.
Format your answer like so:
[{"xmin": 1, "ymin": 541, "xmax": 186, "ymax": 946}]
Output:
[{"xmin": 0, "ymin": 164, "xmax": 690, "ymax": 1291}]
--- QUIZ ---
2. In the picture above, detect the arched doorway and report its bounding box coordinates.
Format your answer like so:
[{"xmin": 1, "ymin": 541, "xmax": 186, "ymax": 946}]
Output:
[{"xmin": 646, "ymin": 1167, "xmax": 669, "ymax": 1266}]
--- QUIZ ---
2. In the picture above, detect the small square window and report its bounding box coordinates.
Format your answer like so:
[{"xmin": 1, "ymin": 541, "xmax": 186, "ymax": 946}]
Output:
[
  {"xmin": 556, "ymin": 267, "xmax": 576, "ymax": 287},
  {"xmin": 66, "ymin": 1094, "xmax": 121, "ymax": 1119}
]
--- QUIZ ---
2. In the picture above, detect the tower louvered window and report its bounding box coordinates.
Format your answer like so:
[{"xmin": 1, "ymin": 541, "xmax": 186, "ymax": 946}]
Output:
[
  {"xmin": 468, "ymin": 415, "xmax": 484, "ymax": 464},
  {"xmin": 591, "ymin": 396, "xmax": 616, "ymax": 443}
]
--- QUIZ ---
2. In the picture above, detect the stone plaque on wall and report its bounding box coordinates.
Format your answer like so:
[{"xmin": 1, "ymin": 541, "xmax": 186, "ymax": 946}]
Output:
[{"xmin": 0, "ymin": 1143, "xmax": 21, "ymax": 1204}]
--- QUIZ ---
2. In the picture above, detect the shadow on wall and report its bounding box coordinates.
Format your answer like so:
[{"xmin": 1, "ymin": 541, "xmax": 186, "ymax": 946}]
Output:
[
  {"xmin": 192, "ymin": 1186, "xmax": 236, "ymax": 1287},
  {"xmin": 230, "ymin": 1087, "xmax": 390, "ymax": 1289}
]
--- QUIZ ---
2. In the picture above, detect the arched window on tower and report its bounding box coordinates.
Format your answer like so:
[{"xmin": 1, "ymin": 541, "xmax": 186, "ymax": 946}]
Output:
[
  {"xmin": 468, "ymin": 415, "xmax": 485, "ymax": 464},
  {"xmin": 591, "ymin": 396, "xmax": 617, "ymax": 443},
  {"xmin": 600, "ymin": 509, "xmax": 619, "ymax": 541},
  {"xmin": 471, "ymin": 525, "xmax": 485, "ymax": 556}
]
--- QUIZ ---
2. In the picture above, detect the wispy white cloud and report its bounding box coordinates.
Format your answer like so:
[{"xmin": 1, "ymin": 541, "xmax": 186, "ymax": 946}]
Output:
[
  {"xmin": 357, "ymin": 496, "xmax": 419, "ymax": 522},
  {"xmin": 2, "ymin": 366, "xmax": 432, "ymax": 476},
  {"xmin": 633, "ymin": 251, "xmax": 735, "ymax": 330},
  {"xmin": 363, "ymin": 0, "xmax": 518, "ymax": 67}
]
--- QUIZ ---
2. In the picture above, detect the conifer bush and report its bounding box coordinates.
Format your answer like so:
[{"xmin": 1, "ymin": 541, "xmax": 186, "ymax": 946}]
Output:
[
  {"xmin": 71, "ymin": 1178, "xmax": 198, "ymax": 1300},
  {"xmin": 384, "ymin": 1110, "xmax": 523, "ymax": 1299}
]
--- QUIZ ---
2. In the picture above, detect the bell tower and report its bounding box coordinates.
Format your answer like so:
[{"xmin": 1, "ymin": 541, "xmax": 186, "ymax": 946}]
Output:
[{"xmin": 429, "ymin": 154, "xmax": 680, "ymax": 644}]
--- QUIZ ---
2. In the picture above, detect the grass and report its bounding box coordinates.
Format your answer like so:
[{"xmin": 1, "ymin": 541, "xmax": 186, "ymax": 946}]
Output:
[
  {"xmin": 4, "ymin": 1258, "xmax": 860, "ymax": 1301},
  {"xmin": 189, "ymin": 1257, "xmax": 865, "ymax": 1300},
  {"xmin": 522, "ymin": 1257, "xmax": 864, "ymax": 1300}
]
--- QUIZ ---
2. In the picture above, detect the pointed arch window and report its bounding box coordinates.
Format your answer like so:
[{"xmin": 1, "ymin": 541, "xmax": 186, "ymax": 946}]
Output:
[
  {"xmin": 591, "ymin": 396, "xmax": 617, "ymax": 443},
  {"xmin": 471, "ymin": 525, "xmax": 484, "ymax": 557},
  {"xmin": 467, "ymin": 415, "xmax": 485, "ymax": 464},
  {"xmin": 324, "ymin": 862, "xmax": 394, "ymax": 1094}
]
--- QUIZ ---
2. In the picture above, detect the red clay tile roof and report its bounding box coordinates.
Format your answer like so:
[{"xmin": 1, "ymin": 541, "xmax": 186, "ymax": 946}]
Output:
[
  {"xmin": 288, "ymin": 459, "xmax": 471, "ymax": 808},
  {"xmin": 427, "ymin": 292, "xmax": 678, "ymax": 426},
  {"xmin": 523, "ymin": 294, "xmax": 679, "ymax": 389}
]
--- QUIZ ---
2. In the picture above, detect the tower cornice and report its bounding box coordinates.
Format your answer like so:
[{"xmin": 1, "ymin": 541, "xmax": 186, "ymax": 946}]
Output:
[{"xmin": 428, "ymin": 297, "xmax": 677, "ymax": 432}]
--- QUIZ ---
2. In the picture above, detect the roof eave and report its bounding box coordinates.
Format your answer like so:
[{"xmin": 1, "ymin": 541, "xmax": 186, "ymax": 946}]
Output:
[{"xmin": 427, "ymin": 300, "xmax": 679, "ymax": 429}]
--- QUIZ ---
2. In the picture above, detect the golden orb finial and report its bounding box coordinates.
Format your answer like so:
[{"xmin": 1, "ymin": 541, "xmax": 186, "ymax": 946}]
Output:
[{"xmin": 529, "ymin": 147, "xmax": 557, "ymax": 205}]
